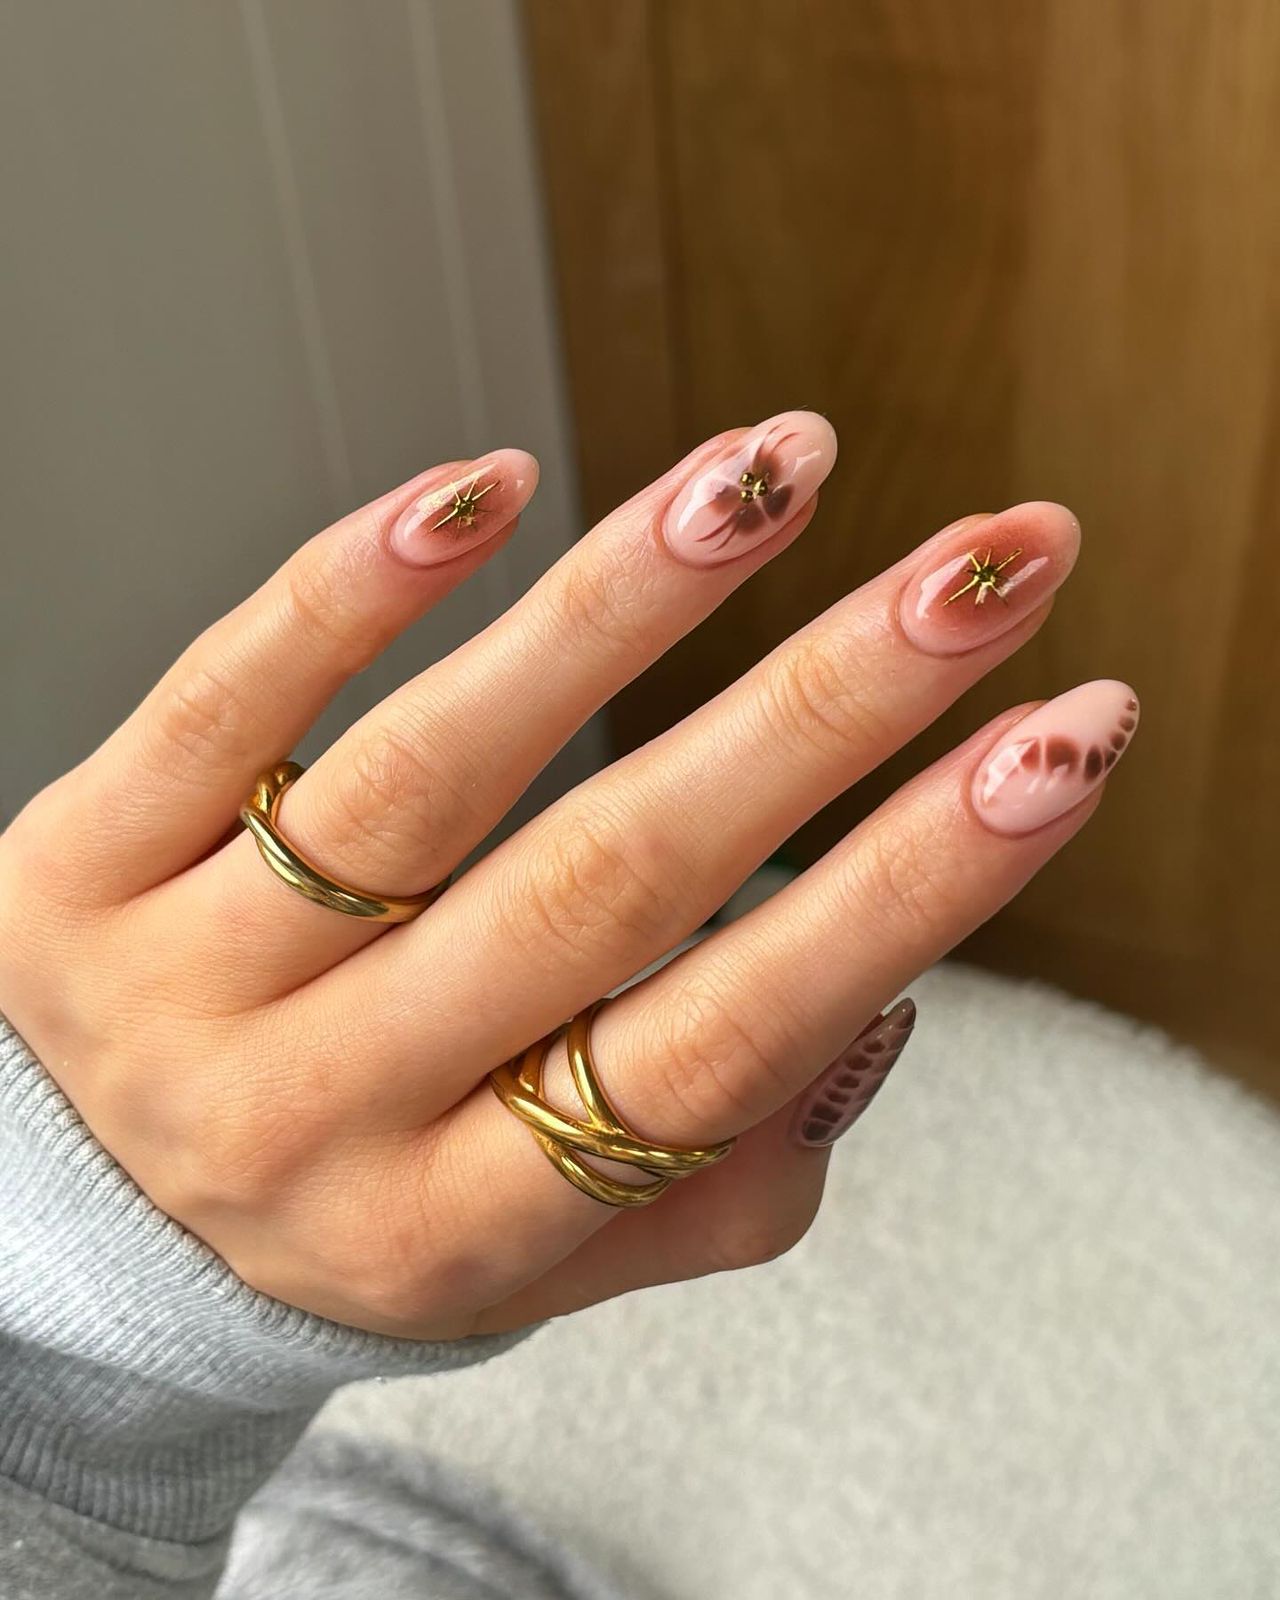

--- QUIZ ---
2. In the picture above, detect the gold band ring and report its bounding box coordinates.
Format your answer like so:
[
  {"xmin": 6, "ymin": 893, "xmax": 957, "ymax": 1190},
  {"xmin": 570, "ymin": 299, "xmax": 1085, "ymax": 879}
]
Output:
[
  {"xmin": 240, "ymin": 762, "xmax": 447, "ymax": 923},
  {"xmin": 489, "ymin": 1001, "xmax": 735, "ymax": 1208}
]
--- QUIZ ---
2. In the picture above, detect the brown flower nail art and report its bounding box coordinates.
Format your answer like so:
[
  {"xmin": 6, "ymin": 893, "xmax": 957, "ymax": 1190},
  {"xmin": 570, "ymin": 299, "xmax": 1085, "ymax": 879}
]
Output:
[{"xmin": 664, "ymin": 410, "xmax": 837, "ymax": 567}]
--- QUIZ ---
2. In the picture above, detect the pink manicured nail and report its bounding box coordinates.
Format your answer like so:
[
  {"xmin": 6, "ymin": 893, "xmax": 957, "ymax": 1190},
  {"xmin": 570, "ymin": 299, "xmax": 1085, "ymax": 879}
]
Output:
[
  {"xmin": 973, "ymin": 680, "xmax": 1140, "ymax": 836},
  {"xmin": 791, "ymin": 1000, "xmax": 916, "ymax": 1148},
  {"xmin": 663, "ymin": 410, "xmax": 837, "ymax": 567},
  {"xmin": 389, "ymin": 448, "xmax": 537, "ymax": 567},
  {"xmin": 899, "ymin": 501, "xmax": 1079, "ymax": 656}
]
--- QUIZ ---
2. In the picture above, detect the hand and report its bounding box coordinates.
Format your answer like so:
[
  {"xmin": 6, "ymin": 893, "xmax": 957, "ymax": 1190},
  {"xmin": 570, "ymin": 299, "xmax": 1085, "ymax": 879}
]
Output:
[{"xmin": 0, "ymin": 413, "xmax": 1136, "ymax": 1338}]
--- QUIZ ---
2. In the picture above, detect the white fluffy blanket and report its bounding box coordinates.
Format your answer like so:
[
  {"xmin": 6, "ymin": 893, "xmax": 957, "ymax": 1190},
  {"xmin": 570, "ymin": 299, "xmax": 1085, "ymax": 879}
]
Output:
[{"xmin": 321, "ymin": 964, "xmax": 1280, "ymax": 1599}]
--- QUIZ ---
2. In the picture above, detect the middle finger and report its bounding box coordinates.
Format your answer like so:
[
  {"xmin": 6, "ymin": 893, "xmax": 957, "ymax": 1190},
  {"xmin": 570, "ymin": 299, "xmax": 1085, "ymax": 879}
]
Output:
[
  {"xmin": 184, "ymin": 411, "xmax": 835, "ymax": 999},
  {"xmin": 321, "ymin": 499, "xmax": 1079, "ymax": 1122}
]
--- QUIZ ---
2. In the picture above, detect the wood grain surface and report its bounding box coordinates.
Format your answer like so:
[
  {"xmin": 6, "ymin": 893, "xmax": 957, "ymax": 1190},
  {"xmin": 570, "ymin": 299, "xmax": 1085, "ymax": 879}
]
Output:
[{"xmin": 523, "ymin": 0, "xmax": 1280, "ymax": 1091}]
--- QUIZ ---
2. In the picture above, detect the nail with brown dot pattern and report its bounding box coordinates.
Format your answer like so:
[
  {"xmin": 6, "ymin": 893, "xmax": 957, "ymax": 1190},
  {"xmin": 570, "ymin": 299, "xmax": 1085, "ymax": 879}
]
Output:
[
  {"xmin": 973, "ymin": 679, "xmax": 1140, "ymax": 837},
  {"xmin": 790, "ymin": 1000, "xmax": 916, "ymax": 1148}
]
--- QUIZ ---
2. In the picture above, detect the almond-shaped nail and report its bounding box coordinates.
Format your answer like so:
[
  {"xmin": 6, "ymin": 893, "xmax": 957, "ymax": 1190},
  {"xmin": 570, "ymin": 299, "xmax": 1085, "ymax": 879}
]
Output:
[
  {"xmin": 389, "ymin": 448, "xmax": 537, "ymax": 568},
  {"xmin": 663, "ymin": 410, "xmax": 836, "ymax": 567},
  {"xmin": 791, "ymin": 999, "xmax": 916, "ymax": 1148},
  {"xmin": 973, "ymin": 679, "xmax": 1140, "ymax": 836},
  {"xmin": 899, "ymin": 501, "xmax": 1080, "ymax": 656}
]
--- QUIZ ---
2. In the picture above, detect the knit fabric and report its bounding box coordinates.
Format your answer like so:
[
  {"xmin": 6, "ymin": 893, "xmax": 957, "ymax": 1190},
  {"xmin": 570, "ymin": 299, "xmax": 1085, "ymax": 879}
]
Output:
[
  {"xmin": 220, "ymin": 1431, "xmax": 625, "ymax": 1600},
  {"xmin": 0, "ymin": 1014, "xmax": 535, "ymax": 1597}
]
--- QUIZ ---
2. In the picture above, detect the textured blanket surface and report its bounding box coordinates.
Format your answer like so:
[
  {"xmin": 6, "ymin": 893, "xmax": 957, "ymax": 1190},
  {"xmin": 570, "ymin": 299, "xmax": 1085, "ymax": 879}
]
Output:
[{"xmin": 319, "ymin": 963, "xmax": 1280, "ymax": 1600}]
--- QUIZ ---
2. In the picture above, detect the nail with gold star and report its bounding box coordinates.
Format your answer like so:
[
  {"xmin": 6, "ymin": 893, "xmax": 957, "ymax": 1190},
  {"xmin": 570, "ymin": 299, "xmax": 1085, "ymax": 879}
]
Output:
[
  {"xmin": 899, "ymin": 504, "xmax": 1079, "ymax": 656},
  {"xmin": 433, "ymin": 474, "xmax": 498, "ymax": 532},
  {"xmin": 943, "ymin": 547, "xmax": 1023, "ymax": 607},
  {"xmin": 389, "ymin": 448, "xmax": 539, "ymax": 569}
]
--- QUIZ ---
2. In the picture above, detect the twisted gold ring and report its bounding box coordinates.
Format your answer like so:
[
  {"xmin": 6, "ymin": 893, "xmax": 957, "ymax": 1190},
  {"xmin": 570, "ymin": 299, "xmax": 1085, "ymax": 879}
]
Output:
[
  {"xmin": 240, "ymin": 762, "xmax": 447, "ymax": 923},
  {"xmin": 489, "ymin": 1001, "xmax": 735, "ymax": 1207}
]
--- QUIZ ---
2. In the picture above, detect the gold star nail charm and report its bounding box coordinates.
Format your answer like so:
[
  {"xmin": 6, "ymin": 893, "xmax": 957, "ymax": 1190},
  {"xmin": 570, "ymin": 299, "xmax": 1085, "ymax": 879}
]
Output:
[
  {"xmin": 433, "ymin": 475, "xmax": 497, "ymax": 531},
  {"xmin": 943, "ymin": 546, "xmax": 1023, "ymax": 607}
]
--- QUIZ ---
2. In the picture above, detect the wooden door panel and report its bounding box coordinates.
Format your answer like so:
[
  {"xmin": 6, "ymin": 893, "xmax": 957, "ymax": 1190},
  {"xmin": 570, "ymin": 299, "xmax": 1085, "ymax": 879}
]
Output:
[{"xmin": 525, "ymin": 0, "xmax": 1280, "ymax": 1088}]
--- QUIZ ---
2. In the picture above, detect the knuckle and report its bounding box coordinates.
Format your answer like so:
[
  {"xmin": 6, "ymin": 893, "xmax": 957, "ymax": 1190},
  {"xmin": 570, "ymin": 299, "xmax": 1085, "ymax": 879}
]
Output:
[
  {"xmin": 763, "ymin": 634, "xmax": 893, "ymax": 762},
  {"xmin": 548, "ymin": 556, "xmax": 651, "ymax": 668},
  {"xmin": 708, "ymin": 1207, "xmax": 814, "ymax": 1274},
  {"xmin": 147, "ymin": 1064, "xmax": 313, "ymax": 1218},
  {"xmin": 0, "ymin": 783, "xmax": 70, "ymax": 898},
  {"xmin": 552, "ymin": 560, "xmax": 619, "ymax": 650},
  {"xmin": 166, "ymin": 1114, "xmax": 301, "ymax": 1216},
  {"xmin": 324, "ymin": 728, "xmax": 435, "ymax": 857},
  {"xmin": 280, "ymin": 549, "xmax": 376, "ymax": 674},
  {"xmin": 342, "ymin": 1266, "xmax": 425, "ymax": 1329},
  {"xmin": 343, "ymin": 1243, "xmax": 481, "ymax": 1331},
  {"xmin": 506, "ymin": 806, "xmax": 680, "ymax": 964},
  {"xmin": 346, "ymin": 730, "xmax": 420, "ymax": 819},
  {"xmin": 150, "ymin": 659, "xmax": 256, "ymax": 772},
  {"xmin": 319, "ymin": 713, "xmax": 483, "ymax": 867},
  {"xmin": 329, "ymin": 1165, "xmax": 492, "ymax": 1330},
  {"xmin": 322, "ymin": 1226, "xmax": 432, "ymax": 1327},
  {"xmin": 645, "ymin": 979, "xmax": 791, "ymax": 1131},
  {"xmin": 841, "ymin": 823, "xmax": 942, "ymax": 937}
]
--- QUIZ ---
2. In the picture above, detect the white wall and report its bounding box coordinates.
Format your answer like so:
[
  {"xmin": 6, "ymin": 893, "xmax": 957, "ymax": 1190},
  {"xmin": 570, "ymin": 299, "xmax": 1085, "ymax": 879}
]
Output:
[{"xmin": 0, "ymin": 0, "xmax": 601, "ymax": 825}]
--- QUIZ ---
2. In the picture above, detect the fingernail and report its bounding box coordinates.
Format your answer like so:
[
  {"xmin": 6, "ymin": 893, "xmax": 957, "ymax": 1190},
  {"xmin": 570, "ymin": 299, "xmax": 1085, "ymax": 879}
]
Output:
[
  {"xmin": 973, "ymin": 679, "xmax": 1140, "ymax": 836},
  {"xmin": 663, "ymin": 410, "xmax": 837, "ymax": 567},
  {"xmin": 898, "ymin": 501, "xmax": 1079, "ymax": 656},
  {"xmin": 389, "ymin": 448, "xmax": 538, "ymax": 567},
  {"xmin": 791, "ymin": 999, "xmax": 916, "ymax": 1148}
]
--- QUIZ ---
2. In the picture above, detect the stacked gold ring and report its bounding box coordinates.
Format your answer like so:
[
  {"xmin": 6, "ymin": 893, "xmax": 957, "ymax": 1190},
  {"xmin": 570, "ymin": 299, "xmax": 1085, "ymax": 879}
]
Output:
[
  {"xmin": 489, "ymin": 1001, "xmax": 735, "ymax": 1207},
  {"xmin": 241, "ymin": 762, "xmax": 447, "ymax": 923}
]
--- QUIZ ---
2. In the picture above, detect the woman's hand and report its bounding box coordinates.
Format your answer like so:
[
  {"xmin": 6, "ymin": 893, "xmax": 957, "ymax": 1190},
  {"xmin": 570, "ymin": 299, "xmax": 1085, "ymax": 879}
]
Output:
[{"xmin": 0, "ymin": 413, "xmax": 1135, "ymax": 1339}]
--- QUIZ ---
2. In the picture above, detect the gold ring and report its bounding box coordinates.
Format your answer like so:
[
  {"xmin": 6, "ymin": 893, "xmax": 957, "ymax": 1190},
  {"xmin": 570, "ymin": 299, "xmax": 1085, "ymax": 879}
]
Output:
[
  {"xmin": 489, "ymin": 1001, "xmax": 735, "ymax": 1207},
  {"xmin": 240, "ymin": 761, "xmax": 447, "ymax": 923}
]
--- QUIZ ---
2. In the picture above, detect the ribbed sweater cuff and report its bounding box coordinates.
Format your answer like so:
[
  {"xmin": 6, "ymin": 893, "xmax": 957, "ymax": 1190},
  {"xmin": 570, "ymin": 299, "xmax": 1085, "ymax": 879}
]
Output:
[{"xmin": 0, "ymin": 1015, "xmax": 532, "ymax": 1544}]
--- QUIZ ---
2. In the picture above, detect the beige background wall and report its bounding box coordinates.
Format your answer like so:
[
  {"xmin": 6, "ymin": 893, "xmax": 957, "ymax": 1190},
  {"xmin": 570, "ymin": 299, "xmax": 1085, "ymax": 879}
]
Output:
[{"xmin": 0, "ymin": 0, "xmax": 600, "ymax": 826}]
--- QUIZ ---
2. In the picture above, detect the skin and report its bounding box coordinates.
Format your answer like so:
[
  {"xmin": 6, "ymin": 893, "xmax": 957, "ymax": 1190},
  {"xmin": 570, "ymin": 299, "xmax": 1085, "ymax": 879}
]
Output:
[{"xmin": 0, "ymin": 414, "xmax": 1130, "ymax": 1341}]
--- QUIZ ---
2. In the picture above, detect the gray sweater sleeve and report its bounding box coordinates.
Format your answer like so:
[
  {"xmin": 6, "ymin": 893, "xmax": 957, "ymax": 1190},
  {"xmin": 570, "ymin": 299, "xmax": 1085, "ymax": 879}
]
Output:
[{"xmin": 0, "ymin": 1015, "xmax": 532, "ymax": 1599}]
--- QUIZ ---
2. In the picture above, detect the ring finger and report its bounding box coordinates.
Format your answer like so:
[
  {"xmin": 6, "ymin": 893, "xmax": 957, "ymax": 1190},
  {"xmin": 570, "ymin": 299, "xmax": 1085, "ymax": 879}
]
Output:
[
  {"xmin": 326, "ymin": 498, "xmax": 1080, "ymax": 1121},
  {"xmin": 425, "ymin": 680, "xmax": 1139, "ymax": 1316}
]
